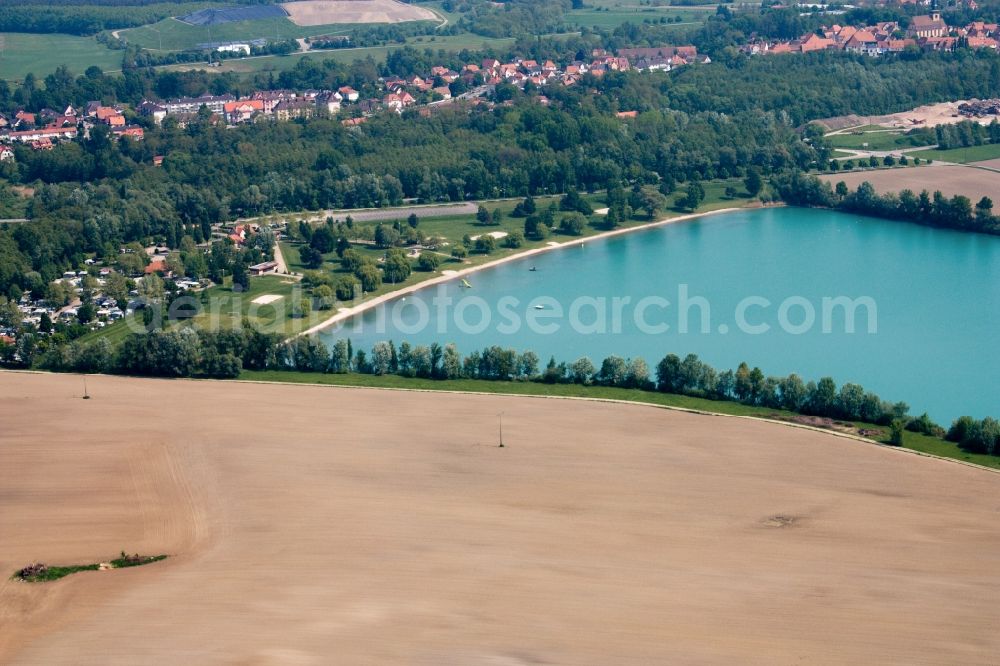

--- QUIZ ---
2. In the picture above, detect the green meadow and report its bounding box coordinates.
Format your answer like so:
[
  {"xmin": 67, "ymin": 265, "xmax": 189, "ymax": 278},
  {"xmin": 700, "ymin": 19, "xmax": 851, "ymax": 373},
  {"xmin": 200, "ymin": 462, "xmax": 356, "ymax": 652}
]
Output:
[
  {"xmin": 0, "ymin": 32, "xmax": 123, "ymax": 81},
  {"xmin": 910, "ymin": 143, "xmax": 1000, "ymax": 164},
  {"xmin": 121, "ymin": 16, "xmax": 438, "ymax": 52},
  {"xmin": 825, "ymin": 129, "xmax": 936, "ymax": 152},
  {"xmin": 162, "ymin": 33, "xmax": 518, "ymax": 75}
]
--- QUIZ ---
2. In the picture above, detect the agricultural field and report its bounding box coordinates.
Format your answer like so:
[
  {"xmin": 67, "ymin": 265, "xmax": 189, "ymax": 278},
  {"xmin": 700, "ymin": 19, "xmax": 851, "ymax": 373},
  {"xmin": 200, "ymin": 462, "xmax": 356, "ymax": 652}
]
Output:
[
  {"xmin": 4, "ymin": 372, "xmax": 1000, "ymax": 663},
  {"xmin": 563, "ymin": 2, "xmax": 713, "ymax": 30},
  {"xmin": 0, "ymin": 32, "xmax": 122, "ymax": 81},
  {"xmin": 821, "ymin": 162, "xmax": 1000, "ymax": 201},
  {"xmin": 281, "ymin": 0, "xmax": 440, "ymax": 26}
]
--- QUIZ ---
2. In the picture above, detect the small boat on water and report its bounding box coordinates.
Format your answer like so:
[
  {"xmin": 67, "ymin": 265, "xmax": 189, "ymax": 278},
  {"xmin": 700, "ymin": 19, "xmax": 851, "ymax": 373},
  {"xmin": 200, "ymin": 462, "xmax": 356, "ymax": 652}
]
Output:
[
  {"xmin": 534, "ymin": 304, "xmax": 545, "ymax": 310},
  {"xmin": 460, "ymin": 278, "xmax": 472, "ymax": 288},
  {"xmin": 529, "ymin": 266, "xmax": 537, "ymax": 272}
]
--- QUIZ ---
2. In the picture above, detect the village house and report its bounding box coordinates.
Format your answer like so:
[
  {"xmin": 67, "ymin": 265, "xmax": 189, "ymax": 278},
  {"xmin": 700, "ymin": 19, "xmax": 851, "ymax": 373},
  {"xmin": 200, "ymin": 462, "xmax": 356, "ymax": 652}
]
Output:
[
  {"xmin": 13, "ymin": 111, "xmax": 36, "ymax": 128},
  {"xmin": 224, "ymin": 99, "xmax": 265, "ymax": 124},
  {"xmin": 315, "ymin": 91, "xmax": 342, "ymax": 115},
  {"xmin": 7, "ymin": 126, "xmax": 77, "ymax": 144},
  {"xmin": 113, "ymin": 126, "xmax": 145, "ymax": 140},
  {"xmin": 137, "ymin": 101, "xmax": 167, "ymax": 124},
  {"xmin": 273, "ymin": 99, "xmax": 315, "ymax": 121},
  {"xmin": 249, "ymin": 261, "xmax": 278, "ymax": 276},
  {"xmin": 382, "ymin": 92, "xmax": 415, "ymax": 112},
  {"xmin": 338, "ymin": 86, "xmax": 360, "ymax": 102},
  {"xmin": 251, "ymin": 90, "xmax": 295, "ymax": 114}
]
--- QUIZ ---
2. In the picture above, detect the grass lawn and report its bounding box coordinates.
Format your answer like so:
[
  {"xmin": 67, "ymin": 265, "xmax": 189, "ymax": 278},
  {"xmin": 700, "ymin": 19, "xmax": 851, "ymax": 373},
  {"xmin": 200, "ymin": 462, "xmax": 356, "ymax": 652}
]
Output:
[
  {"xmin": 78, "ymin": 315, "xmax": 143, "ymax": 346},
  {"xmin": 666, "ymin": 177, "xmax": 755, "ymax": 212},
  {"xmin": 0, "ymin": 32, "xmax": 123, "ymax": 81},
  {"xmin": 239, "ymin": 369, "xmax": 1000, "ymax": 471},
  {"xmin": 909, "ymin": 143, "xmax": 1000, "ymax": 164},
  {"xmin": 900, "ymin": 430, "xmax": 1000, "ymax": 470},
  {"xmin": 122, "ymin": 16, "xmax": 437, "ymax": 52},
  {"xmin": 187, "ymin": 274, "xmax": 309, "ymax": 337},
  {"xmin": 826, "ymin": 129, "xmax": 935, "ymax": 152},
  {"xmin": 163, "ymin": 33, "xmax": 517, "ymax": 75},
  {"xmin": 563, "ymin": 7, "xmax": 706, "ymax": 29}
]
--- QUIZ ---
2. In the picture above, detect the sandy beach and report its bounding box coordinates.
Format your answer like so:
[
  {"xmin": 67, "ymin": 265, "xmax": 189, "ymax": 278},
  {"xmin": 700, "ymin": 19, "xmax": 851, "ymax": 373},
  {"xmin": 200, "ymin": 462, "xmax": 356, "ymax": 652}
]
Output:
[
  {"xmin": 3, "ymin": 372, "xmax": 1000, "ymax": 664},
  {"xmin": 297, "ymin": 207, "xmax": 744, "ymax": 337}
]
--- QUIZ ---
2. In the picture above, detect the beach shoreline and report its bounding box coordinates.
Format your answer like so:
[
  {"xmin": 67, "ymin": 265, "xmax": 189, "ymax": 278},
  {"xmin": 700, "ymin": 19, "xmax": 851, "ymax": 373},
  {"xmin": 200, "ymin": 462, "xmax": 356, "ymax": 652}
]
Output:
[{"xmin": 296, "ymin": 206, "xmax": 747, "ymax": 338}]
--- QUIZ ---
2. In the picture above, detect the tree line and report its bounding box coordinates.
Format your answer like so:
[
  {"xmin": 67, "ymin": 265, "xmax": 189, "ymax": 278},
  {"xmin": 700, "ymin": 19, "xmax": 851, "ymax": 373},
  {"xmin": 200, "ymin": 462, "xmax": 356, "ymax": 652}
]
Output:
[
  {"xmin": 773, "ymin": 171, "xmax": 998, "ymax": 235},
  {"xmin": 20, "ymin": 316, "xmax": 1000, "ymax": 453}
]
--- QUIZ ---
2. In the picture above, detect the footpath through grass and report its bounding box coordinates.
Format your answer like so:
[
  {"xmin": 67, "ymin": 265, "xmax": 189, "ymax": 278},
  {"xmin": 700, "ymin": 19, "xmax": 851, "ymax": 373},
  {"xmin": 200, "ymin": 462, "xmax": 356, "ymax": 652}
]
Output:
[{"xmin": 239, "ymin": 370, "xmax": 1000, "ymax": 472}]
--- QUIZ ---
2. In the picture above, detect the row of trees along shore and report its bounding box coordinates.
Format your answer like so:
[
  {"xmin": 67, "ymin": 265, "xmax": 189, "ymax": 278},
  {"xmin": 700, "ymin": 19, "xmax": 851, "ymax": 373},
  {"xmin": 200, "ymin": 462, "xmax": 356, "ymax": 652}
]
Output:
[
  {"xmin": 16, "ymin": 324, "xmax": 1000, "ymax": 455},
  {"xmin": 773, "ymin": 172, "xmax": 999, "ymax": 235}
]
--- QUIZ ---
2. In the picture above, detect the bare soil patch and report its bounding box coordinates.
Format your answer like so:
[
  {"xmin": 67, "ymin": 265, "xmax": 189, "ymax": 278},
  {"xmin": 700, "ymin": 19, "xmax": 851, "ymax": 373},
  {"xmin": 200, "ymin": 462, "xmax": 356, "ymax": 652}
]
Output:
[
  {"xmin": 821, "ymin": 164, "xmax": 1000, "ymax": 202},
  {"xmin": 2, "ymin": 372, "xmax": 1000, "ymax": 664},
  {"xmin": 281, "ymin": 0, "xmax": 437, "ymax": 26},
  {"xmin": 972, "ymin": 158, "xmax": 1000, "ymax": 171},
  {"xmin": 816, "ymin": 100, "xmax": 999, "ymax": 131}
]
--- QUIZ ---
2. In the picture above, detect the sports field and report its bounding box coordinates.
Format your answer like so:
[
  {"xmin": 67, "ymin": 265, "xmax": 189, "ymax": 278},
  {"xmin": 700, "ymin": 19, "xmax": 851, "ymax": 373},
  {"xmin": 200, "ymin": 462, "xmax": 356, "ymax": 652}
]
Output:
[{"xmin": 3, "ymin": 371, "xmax": 1000, "ymax": 663}]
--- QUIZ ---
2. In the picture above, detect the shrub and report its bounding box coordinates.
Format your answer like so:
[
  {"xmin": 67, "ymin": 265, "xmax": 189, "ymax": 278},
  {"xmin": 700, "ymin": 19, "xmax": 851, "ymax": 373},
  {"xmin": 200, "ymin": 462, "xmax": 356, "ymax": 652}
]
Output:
[{"xmin": 417, "ymin": 252, "xmax": 442, "ymax": 271}]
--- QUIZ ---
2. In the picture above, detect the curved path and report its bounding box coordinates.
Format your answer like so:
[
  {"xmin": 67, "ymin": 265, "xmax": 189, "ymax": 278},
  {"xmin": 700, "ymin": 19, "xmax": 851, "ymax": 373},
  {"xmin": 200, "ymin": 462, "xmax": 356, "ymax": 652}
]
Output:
[{"xmin": 2, "ymin": 372, "xmax": 1000, "ymax": 664}]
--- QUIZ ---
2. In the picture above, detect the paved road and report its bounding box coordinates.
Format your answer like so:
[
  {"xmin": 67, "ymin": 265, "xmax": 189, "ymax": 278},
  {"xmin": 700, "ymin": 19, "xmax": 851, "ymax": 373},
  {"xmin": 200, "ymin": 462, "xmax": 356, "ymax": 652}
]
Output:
[
  {"xmin": 309, "ymin": 202, "xmax": 479, "ymax": 224},
  {"xmin": 272, "ymin": 240, "xmax": 291, "ymax": 275},
  {"xmin": 832, "ymin": 145, "xmax": 938, "ymax": 160}
]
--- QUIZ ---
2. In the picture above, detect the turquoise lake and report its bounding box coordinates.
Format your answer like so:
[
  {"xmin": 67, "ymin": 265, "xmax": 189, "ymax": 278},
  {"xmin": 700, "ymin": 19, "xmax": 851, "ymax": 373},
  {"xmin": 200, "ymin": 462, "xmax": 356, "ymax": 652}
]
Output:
[{"xmin": 320, "ymin": 207, "xmax": 1000, "ymax": 424}]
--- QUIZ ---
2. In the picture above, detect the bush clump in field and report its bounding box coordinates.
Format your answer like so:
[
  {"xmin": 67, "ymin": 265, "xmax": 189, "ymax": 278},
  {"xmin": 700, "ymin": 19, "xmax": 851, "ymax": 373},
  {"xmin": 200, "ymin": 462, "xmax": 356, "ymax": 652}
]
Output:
[
  {"xmin": 15, "ymin": 562, "xmax": 99, "ymax": 582},
  {"xmin": 112, "ymin": 552, "xmax": 168, "ymax": 568},
  {"xmin": 13, "ymin": 553, "xmax": 167, "ymax": 582}
]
